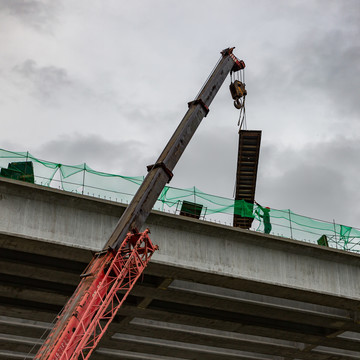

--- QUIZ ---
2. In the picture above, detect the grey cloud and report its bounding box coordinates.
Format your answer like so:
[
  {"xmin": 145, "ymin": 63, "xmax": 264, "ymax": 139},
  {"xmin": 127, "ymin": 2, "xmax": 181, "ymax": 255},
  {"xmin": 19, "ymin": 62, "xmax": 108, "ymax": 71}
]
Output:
[
  {"xmin": 13, "ymin": 59, "xmax": 72, "ymax": 99},
  {"xmin": 256, "ymin": 138, "xmax": 360, "ymax": 227},
  {"xmin": 289, "ymin": 2, "xmax": 360, "ymax": 117},
  {"xmin": 36, "ymin": 134, "xmax": 154, "ymax": 177},
  {"xmin": 247, "ymin": 0, "xmax": 360, "ymax": 124},
  {"xmin": 0, "ymin": 0, "xmax": 58, "ymax": 30},
  {"xmin": 170, "ymin": 125, "xmax": 239, "ymax": 197},
  {"xmin": 260, "ymin": 162, "xmax": 349, "ymax": 218},
  {"xmin": 290, "ymin": 30, "xmax": 360, "ymax": 117}
]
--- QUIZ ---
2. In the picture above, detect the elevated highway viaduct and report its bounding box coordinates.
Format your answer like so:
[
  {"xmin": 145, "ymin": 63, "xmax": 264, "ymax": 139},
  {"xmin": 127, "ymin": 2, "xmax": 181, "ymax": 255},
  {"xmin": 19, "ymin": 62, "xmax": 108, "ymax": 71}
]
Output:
[{"xmin": 0, "ymin": 177, "xmax": 359, "ymax": 360}]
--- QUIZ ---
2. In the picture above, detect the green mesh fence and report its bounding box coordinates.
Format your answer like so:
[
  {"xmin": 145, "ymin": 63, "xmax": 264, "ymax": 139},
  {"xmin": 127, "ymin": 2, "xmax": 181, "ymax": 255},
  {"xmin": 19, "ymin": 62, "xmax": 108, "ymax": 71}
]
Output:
[{"xmin": 1, "ymin": 148, "xmax": 359, "ymax": 253}]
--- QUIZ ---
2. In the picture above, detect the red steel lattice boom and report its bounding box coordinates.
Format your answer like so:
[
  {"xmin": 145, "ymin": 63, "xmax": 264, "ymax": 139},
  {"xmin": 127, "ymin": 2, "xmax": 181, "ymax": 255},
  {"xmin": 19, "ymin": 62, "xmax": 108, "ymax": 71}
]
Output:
[{"xmin": 35, "ymin": 229, "xmax": 157, "ymax": 360}]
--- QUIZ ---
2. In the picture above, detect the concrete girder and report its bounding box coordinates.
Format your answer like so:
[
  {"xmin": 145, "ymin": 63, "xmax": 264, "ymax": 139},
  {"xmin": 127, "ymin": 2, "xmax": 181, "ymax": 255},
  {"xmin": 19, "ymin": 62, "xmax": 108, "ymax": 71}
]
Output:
[{"xmin": 0, "ymin": 178, "xmax": 359, "ymax": 360}]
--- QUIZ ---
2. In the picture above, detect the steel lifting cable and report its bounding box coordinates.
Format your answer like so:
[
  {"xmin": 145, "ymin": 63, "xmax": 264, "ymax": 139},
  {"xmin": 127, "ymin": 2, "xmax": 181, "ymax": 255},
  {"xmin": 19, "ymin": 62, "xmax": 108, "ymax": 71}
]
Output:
[
  {"xmin": 23, "ymin": 307, "xmax": 64, "ymax": 359},
  {"xmin": 229, "ymin": 66, "xmax": 246, "ymax": 129},
  {"xmin": 237, "ymin": 67, "xmax": 246, "ymax": 129},
  {"xmin": 238, "ymin": 104, "xmax": 246, "ymax": 129},
  {"xmin": 195, "ymin": 56, "xmax": 222, "ymax": 100}
]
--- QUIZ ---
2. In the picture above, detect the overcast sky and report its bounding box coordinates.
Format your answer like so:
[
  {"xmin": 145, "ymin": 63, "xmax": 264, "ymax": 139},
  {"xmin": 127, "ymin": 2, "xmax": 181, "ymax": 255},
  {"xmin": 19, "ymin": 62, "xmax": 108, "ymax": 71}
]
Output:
[{"xmin": 1, "ymin": 0, "xmax": 359, "ymax": 228}]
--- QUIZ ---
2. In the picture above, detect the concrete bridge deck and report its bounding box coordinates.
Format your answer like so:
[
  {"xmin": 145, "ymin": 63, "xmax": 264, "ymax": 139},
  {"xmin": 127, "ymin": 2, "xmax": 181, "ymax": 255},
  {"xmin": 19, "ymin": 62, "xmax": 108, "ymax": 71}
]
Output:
[{"xmin": 0, "ymin": 177, "xmax": 359, "ymax": 359}]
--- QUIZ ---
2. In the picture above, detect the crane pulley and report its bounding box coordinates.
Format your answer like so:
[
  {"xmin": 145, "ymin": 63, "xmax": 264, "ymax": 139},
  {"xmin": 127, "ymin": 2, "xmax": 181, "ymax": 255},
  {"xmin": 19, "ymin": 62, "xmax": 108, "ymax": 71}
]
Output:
[
  {"xmin": 230, "ymin": 80, "xmax": 247, "ymax": 109},
  {"xmin": 229, "ymin": 62, "xmax": 247, "ymax": 129}
]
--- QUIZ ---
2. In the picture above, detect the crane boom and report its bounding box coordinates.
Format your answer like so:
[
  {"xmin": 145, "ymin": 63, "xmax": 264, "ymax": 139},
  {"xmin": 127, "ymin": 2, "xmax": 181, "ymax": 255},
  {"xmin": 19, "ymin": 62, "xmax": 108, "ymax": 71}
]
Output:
[
  {"xmin": 105, "ymin": 47, "xmax": 245, "ymax": 251},
  {"xmin": 34, "ymin": 47, "xmax": 245, "ymax": 360}
]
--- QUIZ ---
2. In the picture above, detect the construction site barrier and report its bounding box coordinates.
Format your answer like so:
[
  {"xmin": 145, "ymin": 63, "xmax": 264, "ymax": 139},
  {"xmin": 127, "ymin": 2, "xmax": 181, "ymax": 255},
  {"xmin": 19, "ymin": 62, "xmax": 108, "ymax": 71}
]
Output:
[{"xmin": 1, "ymin": 148, "xmax": 359, "ymax": 253}]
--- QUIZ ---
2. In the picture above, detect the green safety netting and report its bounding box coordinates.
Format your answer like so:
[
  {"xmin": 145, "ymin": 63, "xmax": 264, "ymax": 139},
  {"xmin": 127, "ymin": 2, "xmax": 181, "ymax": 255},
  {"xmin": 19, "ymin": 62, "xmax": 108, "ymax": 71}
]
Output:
[
  {"xmin": 0, "ymin": 148, "xmax": 359, "ymax": 253},
  {"xmin": 158, "ymin": 186, "xmax": 255, "ymax": 216}
]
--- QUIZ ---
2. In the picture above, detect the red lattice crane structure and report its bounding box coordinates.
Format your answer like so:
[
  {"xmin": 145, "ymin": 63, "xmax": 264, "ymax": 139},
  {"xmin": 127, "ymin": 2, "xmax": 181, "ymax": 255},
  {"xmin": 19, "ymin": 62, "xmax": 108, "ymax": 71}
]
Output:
[{"xmin": 34, "ymin": 47, "xmax": 246, "ymax": 359}]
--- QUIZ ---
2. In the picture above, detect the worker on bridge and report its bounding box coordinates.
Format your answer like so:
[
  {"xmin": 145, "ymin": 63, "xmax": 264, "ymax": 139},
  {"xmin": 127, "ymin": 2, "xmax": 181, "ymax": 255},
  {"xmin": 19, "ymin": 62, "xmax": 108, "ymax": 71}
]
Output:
[{"xmin": 255, "ymin": 201, "xmax": 272, "ymax": 234}]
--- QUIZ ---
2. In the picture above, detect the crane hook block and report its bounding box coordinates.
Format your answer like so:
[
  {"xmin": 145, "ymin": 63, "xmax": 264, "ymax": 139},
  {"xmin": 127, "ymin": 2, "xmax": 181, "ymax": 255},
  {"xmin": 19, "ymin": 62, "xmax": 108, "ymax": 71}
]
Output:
[
  {"xmin": 230, "ymin": 80, "xmax": 247, "ymax": 100},
  {"xmin": 230, "ymin": 80, "xmax": 247, "ymax": 108}
]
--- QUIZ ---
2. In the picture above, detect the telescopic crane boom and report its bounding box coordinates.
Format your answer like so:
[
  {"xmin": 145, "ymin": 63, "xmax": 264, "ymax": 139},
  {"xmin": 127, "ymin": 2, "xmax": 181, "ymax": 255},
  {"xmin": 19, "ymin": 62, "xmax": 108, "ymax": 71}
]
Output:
[{"xmin": 35, "ymin": 47, "xmax": 246, "ymax": 360}]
